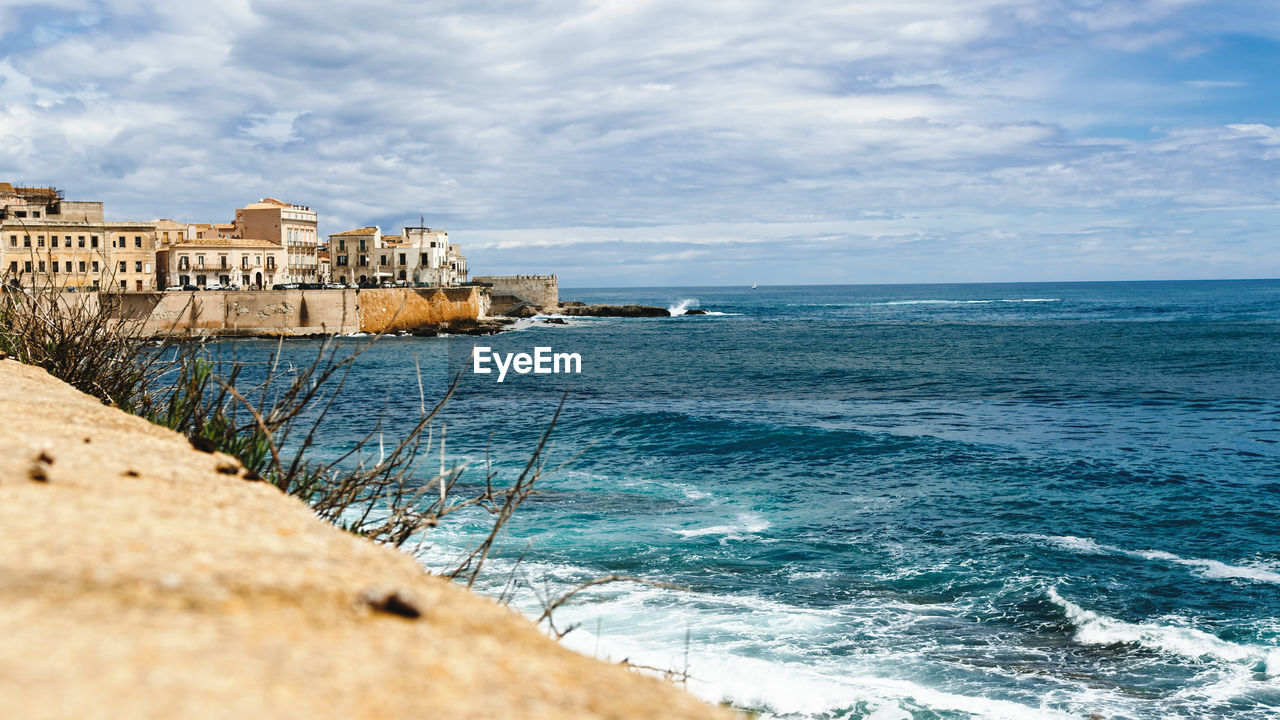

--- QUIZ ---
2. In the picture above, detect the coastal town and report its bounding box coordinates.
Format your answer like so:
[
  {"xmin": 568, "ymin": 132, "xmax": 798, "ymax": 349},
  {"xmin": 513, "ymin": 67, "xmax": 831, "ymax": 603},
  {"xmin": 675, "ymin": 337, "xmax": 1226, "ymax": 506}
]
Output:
[
  {"xmin": 0, "ymin": 181, "xmax": 671, "ymax": 337},
  {"xmin": 0, "ymin": 182, "xmax": 469, "ymax": 292}
]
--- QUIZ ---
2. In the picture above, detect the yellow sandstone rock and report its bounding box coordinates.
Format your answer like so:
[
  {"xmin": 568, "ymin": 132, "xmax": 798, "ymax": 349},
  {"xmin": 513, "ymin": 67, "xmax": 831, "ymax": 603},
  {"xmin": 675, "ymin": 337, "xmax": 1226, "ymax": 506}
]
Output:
[{"xmin": 0, "ymin": 359, "xmax": 734, "ymax": 720}]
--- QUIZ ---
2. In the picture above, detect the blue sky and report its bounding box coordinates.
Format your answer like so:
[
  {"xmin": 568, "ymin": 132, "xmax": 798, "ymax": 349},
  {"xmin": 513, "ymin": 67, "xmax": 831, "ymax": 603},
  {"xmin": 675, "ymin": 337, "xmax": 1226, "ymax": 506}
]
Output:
[{"xmin": 1, "ymin": 0, "xmax": 1277, "ymax": 286}]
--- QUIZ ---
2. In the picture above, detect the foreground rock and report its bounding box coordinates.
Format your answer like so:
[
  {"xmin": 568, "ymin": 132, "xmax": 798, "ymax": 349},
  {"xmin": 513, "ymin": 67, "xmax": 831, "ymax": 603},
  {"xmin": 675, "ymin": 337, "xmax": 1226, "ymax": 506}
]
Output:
[
  {"xmin": 0, "ymin": 359, "xmax": 733, "ymax": 720},
  {"xmin": 409, "ymin": 317, "xmax": 515, "ymax": 336},
  {"xmin": 556, "ymin": 304, "xmax": 671, "ymax": 317}
]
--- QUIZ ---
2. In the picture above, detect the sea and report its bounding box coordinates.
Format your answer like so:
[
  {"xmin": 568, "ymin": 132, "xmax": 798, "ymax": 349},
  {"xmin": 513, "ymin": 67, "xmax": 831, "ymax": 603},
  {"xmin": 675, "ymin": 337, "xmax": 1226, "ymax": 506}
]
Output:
[{"xmin": 223, "ymin": 280, "xmax": 1280, "ymax": 720}]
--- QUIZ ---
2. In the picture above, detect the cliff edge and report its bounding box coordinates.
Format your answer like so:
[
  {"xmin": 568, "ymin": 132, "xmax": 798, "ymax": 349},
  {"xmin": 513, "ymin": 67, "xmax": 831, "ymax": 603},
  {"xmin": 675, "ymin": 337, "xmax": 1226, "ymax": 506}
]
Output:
[{"xmin": 0, "ymin": 359, "xmax": 732, "ymax": 720}]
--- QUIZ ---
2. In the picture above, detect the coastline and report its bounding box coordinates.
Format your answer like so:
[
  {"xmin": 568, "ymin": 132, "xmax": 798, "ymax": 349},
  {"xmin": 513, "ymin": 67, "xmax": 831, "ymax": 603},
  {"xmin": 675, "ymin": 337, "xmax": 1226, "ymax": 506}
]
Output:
[{"xmin": 0, "ymin": 357, "xmax": 733, "ymax": 720}]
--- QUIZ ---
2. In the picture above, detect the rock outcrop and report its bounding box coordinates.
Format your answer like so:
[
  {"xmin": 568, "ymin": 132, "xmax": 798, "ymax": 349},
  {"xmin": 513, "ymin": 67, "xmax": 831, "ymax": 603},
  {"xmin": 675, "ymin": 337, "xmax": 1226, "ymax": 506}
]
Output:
[
  {"xmin": 0, "ymin": 359, "xmax": 732, "ymax": 720},
  {"xmin": 556, "ymin": 304, "xmax": 670, "ymax": 317}
]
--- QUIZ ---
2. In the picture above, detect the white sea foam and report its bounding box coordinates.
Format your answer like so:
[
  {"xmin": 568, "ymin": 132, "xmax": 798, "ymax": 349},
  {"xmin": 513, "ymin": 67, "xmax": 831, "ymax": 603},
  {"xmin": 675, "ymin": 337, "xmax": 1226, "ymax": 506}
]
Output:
[
  {"xmin": 1136, "ymin": 550, "xmax": 1280, "ymax": 585},
  {"xmin": 672, "ymin": 514, "xmax": 771, "ymax": 539},
  {"xmin": 1047, "ymin": 587, "xmax": 1272, "ymax": 666},
  {"xmin": 1033, "ymin": 534, "xmax": 1280, "ymax": 586},
  {"xmin": 561, "ymin": 624, "xmax": 1081, "ymax": 720},
  {"xmin": 667, "ymin": 298, "xmax": 699, "ymax": 315}
]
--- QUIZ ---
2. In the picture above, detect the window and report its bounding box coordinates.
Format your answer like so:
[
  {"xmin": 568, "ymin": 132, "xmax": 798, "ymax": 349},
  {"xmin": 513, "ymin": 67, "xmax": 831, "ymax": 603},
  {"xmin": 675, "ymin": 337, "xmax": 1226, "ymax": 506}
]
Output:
[
  {"xmin": 266, "ymin": 257, "xmax": 275, "ymax": 270},
  {"xmin": 135, "ymin": 236, "xmax": 142, "ymax": 248},
  {"xmin": 120, "ymin": 280, "xmax": 127, "ymax": 290},
  {"xmin": 79, "ymin": 261, "xmax": 86, "ymax": 272},
  {"xmin": 118, "ymin": 236, "xmax": 126, "ymax": 247},
  {"xmin": 8, "ymin": 235, "xmax": 14, "ymax": 247},
  {"xmin": 31, "ymin": 210, "xmax": 39, "ymax": 218},
  {"xmin": 92, "ymin": 261, "xmax": 99, "ymax": 272},
  {"xmin": 91, "ymin": 236, "xmax": 98, "ymax": 248},
  {"xmin": 359, "ymin": 255, "xmax": 368, "ymax": 267},
  {"xmin": 14, "ymin": 210, "xmax": 25, "ymax": 218},
  {"xmin": 178, "ymin": 256, "xmax": 189, "ymax": 271},
  {"xmin": 38, "ymin": 261, "xmax": 45, "ymax": 272},
  {"xmin": 37, "ymin": 236, "xmax": 44, "ymax": 247},
  {"xmin": 78, "ymin": 236, "xmax": 85, "ymax": 247},
  {"xmin": 242, "ymin": 256, "xmax": 249, "ymax": 269},
  {"xmin": 50, "ymin": 237, "xmax": 58, "ymax": 248},
  {"xmin": 8, "ymin": 262, "xmax": 15, "ymax": 273},
  {"xmin": 23, "ymin": 236, "xmax": 29, "ymax": 247},
  {"xmin": 65, "ymin": 261, "xmax": 71, "ymax": 272},
  {"xmin": 420, "ymin": 253, "xmax": 427, "ymax": 265},
  {"xmin": 135, "ymin": 261, "xmax": 142, "ymax": 272},
  {"xmin": 24, "ymin": 261, "xmax": 32, "ymax": 273},
  {"xmin": 197, "ymin": 255, "xmax": 205, "ymax": 268},
  {"xmin": 65, "ymin": 235, "xmax": 71, "ymax": 244},
  {"xmin": 219, "ymin": 255, "xmax": 228, "ymax": 269},
  {"xmin": 399, "ymin": 253, "xmax": 406, "ymax": 265},
  {"xmin": 119, "ymin": 261, "xmax": 127, "ymax": 273},
  {"xmin": 52, "ymin": 262, "xmax": 58, "ymax": 274},
  {"xmin": 379, "ymin": 256, "xmax": 387, "ymax": 266},
  {"xmin": 338, "ymin": 240, "xmax": 346, "ymax": 251}
]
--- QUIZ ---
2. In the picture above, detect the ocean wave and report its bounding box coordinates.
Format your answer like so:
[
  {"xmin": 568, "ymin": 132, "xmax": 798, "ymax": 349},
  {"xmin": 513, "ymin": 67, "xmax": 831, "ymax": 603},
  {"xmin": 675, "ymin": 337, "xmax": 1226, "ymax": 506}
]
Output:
[
  {"xmin": 561, "ymin": 624, "xmax": 1081, "ymax": 720},
  {"xmin": 668, "ymin": 298, "xmax": 699, "ymax": 315},
  {"xmin": 672, "ymin": 514, "xmax": 771, "ymax": 539},
  {"xmin": 1047, "ymin": 587, "xmax": 1276, "ymax": 669},
  {"xmin": 1033, "ymin": 534, "xmax": 1280, "ymax": 585}
]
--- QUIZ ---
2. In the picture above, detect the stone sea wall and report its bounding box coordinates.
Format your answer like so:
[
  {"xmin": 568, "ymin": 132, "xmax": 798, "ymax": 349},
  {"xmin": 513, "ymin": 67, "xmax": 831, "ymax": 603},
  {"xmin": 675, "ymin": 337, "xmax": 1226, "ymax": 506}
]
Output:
[
  {"xmin": 472, "ymin": 275, "xmax": 558, "ymax": 312},
  {"xmin": 116, "ymin": 286, "xmax": 487, "ymax": 336}
]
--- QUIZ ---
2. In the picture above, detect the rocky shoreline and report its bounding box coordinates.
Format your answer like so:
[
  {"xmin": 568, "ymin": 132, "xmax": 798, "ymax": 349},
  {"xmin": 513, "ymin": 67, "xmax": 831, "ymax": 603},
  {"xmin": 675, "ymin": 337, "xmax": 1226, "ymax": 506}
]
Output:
[{"xmin": 503, "ymin": 301, "xmax": 674, "ymax": 319}]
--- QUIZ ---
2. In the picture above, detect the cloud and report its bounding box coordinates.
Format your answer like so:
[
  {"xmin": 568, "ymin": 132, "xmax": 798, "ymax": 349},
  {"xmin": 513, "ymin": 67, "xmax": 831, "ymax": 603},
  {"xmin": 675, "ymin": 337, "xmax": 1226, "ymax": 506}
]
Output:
[{"xmin": 0, "ymin": 0, "xmax": 1277, "ymax": 283}]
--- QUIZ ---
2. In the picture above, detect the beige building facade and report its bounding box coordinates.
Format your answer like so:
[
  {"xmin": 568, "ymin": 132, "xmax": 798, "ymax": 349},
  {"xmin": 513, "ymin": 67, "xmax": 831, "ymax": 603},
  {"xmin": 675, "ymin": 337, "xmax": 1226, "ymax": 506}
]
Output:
[
  {"xmin": 329, "ymin": 224, "xmax": 467, "ymax": 286},
  {"xmin": 1, "ymin": 183, "xmax": 160, "ymax": 291},
  {"xmin": 235, "ymin": 198, "xmax": 318, "ymax": 282}
]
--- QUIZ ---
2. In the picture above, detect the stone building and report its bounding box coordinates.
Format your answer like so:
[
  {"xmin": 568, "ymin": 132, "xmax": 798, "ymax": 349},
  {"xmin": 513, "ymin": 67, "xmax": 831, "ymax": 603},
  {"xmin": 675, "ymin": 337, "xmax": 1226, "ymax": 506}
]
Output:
[
  {"xmin": 0, "ymin": 183, "xmax": 160, "ymax": 291},
  {"xmin": 156, "ymin": 223, "xmax": 286, "ymax": 289},
  {"xmin": 328, "ymin": 223, "xmax": 467, "ymax": 286},
  {"xmin": 234, "ymin": 198, "xmax": 318, "ymax": 282}
]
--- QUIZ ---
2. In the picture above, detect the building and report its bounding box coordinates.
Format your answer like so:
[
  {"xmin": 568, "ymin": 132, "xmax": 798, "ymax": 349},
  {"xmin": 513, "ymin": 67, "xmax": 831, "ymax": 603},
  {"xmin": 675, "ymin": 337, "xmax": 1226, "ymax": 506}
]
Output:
[
  {"xmin": 328, "ymin": 223, "xmax": 467, "ymax": 286},
  {"xmin": 234, "ymin": 198, "xmax": 318, "ymax": 282},
  {"xmin": 0, "ymin": 183, "xmax": 160, "ymax": 291},
  {"xmin": 155, "ymin": 223, "xmax": 286, "ymax": 289},
  {"xmin": 317, "ymin": 246, "xmax": 331, "ymax": 284}
]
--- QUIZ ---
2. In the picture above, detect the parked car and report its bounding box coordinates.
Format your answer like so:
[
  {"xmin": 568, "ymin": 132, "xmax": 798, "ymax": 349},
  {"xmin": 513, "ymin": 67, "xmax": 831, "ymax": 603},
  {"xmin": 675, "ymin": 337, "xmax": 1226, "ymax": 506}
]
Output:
[
  {"xmin": 182, "ymin": 284, "xmax": 198, "ymax": 291},
  {"xmin": 299, "ymin": 282, "xmax": 324, "ymax": 290},
  {"xmin": 345, "ymin": 282, "xmax": 359, "ymax": 289},
  {"xmin": 272, "ymin": 282, "xmax": 301, "ymax": 290},
  {"xmin": 226, "ymin": 282, "xmax": 241, "ymax": 291},
  {"xmin": 323, "ymin": 282, "xmax": 345, "ymax": 290},
  {"xmin": 203, "ymin": 282, "xmax": 223, "ymax": 291},
  {"xmin": 164, "ymin": 285, "xmax": 184, "ymax": 291}
]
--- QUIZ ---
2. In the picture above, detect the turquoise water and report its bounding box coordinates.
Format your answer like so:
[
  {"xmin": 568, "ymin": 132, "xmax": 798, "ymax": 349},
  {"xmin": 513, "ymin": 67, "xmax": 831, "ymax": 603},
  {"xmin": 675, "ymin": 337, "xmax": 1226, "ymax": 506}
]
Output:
[{"xmin": 229, "ymin": 280, "xmax": 1280, "ymax": 719}]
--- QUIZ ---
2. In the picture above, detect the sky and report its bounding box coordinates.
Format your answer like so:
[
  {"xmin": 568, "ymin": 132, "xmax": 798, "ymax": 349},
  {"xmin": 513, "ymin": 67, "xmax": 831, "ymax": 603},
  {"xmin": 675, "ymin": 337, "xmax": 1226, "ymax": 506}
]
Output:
[{"xmin": 1, "ymin": 0, "xmax": 1278, "ymax": 286}]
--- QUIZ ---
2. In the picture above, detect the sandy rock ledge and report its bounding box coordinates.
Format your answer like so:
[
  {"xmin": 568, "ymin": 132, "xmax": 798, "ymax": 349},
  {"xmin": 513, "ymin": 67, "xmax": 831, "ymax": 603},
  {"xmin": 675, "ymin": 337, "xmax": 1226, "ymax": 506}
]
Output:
[{"xmin": 0, "ymin": 359, "xmax": 733, "ymax": 720}]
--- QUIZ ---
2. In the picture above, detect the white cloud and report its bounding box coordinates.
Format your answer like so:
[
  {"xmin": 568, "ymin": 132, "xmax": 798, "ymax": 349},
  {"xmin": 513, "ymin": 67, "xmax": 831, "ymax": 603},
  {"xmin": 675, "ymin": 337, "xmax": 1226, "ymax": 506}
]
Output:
[{"xmin": 0, "ymin": 0, "xmax": 1276, "ymax": 282}]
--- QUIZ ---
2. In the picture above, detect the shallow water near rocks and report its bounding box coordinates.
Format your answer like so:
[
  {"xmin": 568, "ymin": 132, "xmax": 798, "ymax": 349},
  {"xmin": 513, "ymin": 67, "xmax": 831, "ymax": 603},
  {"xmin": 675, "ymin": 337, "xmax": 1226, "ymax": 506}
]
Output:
[{"xmin": 224, "ymin": 280, "xmax": 1280, "ymax": 719}]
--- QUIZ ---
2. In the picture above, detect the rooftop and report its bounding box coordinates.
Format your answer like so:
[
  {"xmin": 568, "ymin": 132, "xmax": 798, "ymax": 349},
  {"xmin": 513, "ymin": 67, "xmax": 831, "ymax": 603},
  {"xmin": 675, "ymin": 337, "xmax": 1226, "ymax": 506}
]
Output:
[
  {"xmin": 330, "ymin": 226, "xmax": 379, "ymax": 237},
  {"xmin": 172, "ymin": 237, "xmax": 282, "ymax": 249}
]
